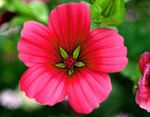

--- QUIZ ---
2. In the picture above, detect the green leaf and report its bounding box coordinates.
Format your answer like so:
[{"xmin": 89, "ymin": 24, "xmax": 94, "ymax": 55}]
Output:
[
  {"xmin": 55, "ymin": 63, "xmax": 66, "ymax": 68},
  {"xmin": 68, "ymin": 68, "xmax": 74, "ymax": 76},
  {"xmin": 75, "ymin": 61, "xmax": 85, "ymax": 67},
  {"xmin": 29, "ymin": 2, "xmax": 48, "ymax": 23},
  {"xmin": 73, "ymin": 46, "xmax": 80, "ymax": 59},
  {"xmin": 121, "ymin": 61, "xmax": 141, "ymax": 84},
  {"xmin": 12, "ymin": 0, "xmax": 33, "ymax": 17},
  {"xmin": 91, "ymin": 0, "xmax": 126, "ymax": 25},
  {"xmin": 59, "ymin": 47, "xmax": 68, "ymax": 59},
  {"xmin": 4, "ymin": 0, "xmax": 48, "ymax": 24},
  {"xmin": 11, "ymin": 16, "xmax": 31, "ymax": 25}
]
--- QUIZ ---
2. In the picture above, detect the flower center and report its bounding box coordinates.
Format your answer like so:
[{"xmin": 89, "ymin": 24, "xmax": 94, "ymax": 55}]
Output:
[
  {"xmin": 55, "ymin": 46, "xmax": 85, "ymax": 76},
  {"xmin": 64, "ymin": 56, "xmax": 76, "ymax": 69}
]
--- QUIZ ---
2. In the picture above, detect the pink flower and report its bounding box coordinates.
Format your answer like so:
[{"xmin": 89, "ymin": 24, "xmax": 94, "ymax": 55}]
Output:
[
  {"xmin": 136, "ymin": 52, "xmax": 150, "ymax": 112},
  {"xmin": 17, "ymin": 3, "xmax": 128, "ymax": 114}
]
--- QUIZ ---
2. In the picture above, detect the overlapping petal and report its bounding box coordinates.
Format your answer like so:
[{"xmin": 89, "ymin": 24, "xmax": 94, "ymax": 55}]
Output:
[
  {"xmin": 136, "ymin": 91, "xmax": 150, "ymax": 112},
  {"xmin": 48, "ymin": 2, "xmax": 90, "ymax": 53},
  {"xmin": 136, "ymin": 64, "xmax": 150, "ymax": 112},
  {"xmin": 67, "ymin": 68, "xmax": 112, "ymax": 114},
  {"xmin": 139, "ymin": 52, "xmax": 150, "ymax": 73},
  {"xmin": 81, "ymin": 28, "xmax": 128, "ymax": 73},
  {"xmin": 18, "ymin": 21, "xmax": 60, "ymax": 67},
  {"xmin": 20, "ymin": 65, "xmax": 67, "ymax": 106}
]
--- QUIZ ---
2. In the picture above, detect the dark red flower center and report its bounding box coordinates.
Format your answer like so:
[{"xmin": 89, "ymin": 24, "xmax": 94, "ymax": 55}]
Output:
[
  {"xmin": 55, "ymin": 46, "xmax": 85, "ymax": 76},
  {"xmin": 64, "ymin": 56, "xmax": 77, "ymax": 69}
]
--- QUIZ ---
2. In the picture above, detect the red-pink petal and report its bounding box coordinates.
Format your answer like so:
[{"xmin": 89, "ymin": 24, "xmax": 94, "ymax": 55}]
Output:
[
  {"xmin": 81, "ymin": 28, "xmax": 128, "ymax": 73},
  {"xmin": 20, "ymin": 65, "xmax": 67, "ymax": 106},
  {"xmin": 66, "ymin": 68, "xmax": 112, "ymax": 114},
  {"xmin": 139, "ymin": 52, "xmax": 150, "ymax": 74},
  {"xmin": 48, "ymin": 2, "xmax": 90, "ymax": 52},
  {"xmin": 135, "ymin": 64, "xmax": 150, "ymax": 112},
  {"xmin": 18, "ymin": 21, "xmax": 60, "ymax": 67},
  {"xmin": 136, "ymin": 91, "xmax": 150, "ymax": 112}
]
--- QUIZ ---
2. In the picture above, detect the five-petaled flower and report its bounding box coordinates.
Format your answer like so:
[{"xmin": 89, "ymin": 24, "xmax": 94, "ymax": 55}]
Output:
[
  {"xmin": 17, "ymin": 2, "xmax": 128, "ymax": 114},
  {"xmin": 136, "ymin": 52, "xmax": 150, "ymax": 112}
]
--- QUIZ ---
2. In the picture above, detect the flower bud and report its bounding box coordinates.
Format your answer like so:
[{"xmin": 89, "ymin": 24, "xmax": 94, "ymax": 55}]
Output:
[{"xmin": 91, "ymin": 0, "xmax": 126, "ymax": 25}]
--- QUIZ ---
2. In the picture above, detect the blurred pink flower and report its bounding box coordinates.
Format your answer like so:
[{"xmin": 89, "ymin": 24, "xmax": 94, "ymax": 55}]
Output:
[
  {"xmin": 136, "ymin": 52, "xmax": 150, "ymax": 112},
  {"xmin": 17, "ymin": 2, "xmax": 128, "ymax": 114}
]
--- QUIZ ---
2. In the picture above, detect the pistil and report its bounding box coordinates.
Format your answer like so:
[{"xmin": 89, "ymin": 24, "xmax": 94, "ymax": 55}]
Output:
[{"xmin": 64, "ymin": 56, "xmax": 77, "ymax": 69}]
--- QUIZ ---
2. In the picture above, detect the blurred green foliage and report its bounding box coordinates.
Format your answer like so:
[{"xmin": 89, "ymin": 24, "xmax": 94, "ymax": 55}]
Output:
[
  {"xmin": 91, "ymin": 0, "xmax": 126, "ymax": 25},
  {"xmin": 0, "ymin": 0, "xmax": 150, "ymax": 117}
]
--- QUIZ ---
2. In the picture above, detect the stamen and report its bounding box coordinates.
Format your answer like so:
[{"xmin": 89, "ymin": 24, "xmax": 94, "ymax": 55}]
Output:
[
  {"xmin": 59, "ymin": 47, "xmax": 68, "ymax": 59},
  {"xmin": 73, "ymin": 46, "xmax": 81, "ymax": 59}
]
